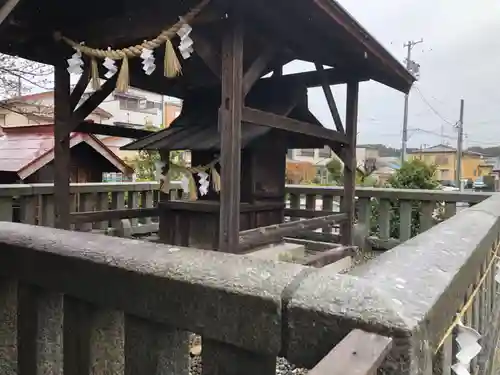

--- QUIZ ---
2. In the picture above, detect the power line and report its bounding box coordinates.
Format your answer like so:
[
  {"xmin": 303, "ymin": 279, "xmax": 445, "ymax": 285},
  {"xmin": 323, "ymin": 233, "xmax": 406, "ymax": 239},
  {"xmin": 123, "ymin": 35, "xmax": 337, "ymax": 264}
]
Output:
[{"xmin": 412, "ymin": 86, "xmax": 456, "ymax": 126}]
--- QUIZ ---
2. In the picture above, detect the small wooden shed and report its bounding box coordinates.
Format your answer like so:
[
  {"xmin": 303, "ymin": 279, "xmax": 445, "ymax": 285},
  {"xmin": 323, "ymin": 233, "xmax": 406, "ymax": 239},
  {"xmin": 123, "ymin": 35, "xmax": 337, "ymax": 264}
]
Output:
[
  {"xmin": 0, "ymin": 124, "xmax": 133, "ymax": 184},
  {"xmin": 0, "ymin": 0, "xmax": 414, "ymax": 250}
]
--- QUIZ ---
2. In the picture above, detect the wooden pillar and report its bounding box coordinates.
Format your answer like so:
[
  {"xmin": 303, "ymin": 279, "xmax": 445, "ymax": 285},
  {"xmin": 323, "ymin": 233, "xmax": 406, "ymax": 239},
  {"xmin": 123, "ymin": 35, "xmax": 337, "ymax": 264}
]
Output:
[
  {"xmin": 218, "ymin": 17, "xmax": 243, "ymax": 253},
  {"xmin": 54, "ymin": 64, "xmax": 72, "ymax": 230},
  {"xmin": 340, "ymin": 81, "xmax": 359, "ymax": 245}
]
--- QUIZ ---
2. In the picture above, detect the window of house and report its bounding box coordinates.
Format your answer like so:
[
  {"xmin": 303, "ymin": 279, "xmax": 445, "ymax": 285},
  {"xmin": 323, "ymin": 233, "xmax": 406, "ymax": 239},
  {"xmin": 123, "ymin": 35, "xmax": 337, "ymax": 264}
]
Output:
[
  {"xmin": 0, "ymin": 114, "xmax": 6, "ymax": 126},
  {"xmin": 118, "ymin": 96, "xmax": 161, "ymax": 112},
  {"xmin": 318, "ymin": 146, "xmax": 332, "ymax": 158},
  {"xmin": 146, "ymin": 101, "xmax": 161, "ymax": 110},
  {"xmin": 435, "ymin": 155, "xmax": 449, "ymax": 165},
  {"xmin": 297, "ymin": 149, "xmax": 315, "ymax": 157},
  {"xmin": 119, "ymin": 97, "xmax": 140, "ymax": 111}
]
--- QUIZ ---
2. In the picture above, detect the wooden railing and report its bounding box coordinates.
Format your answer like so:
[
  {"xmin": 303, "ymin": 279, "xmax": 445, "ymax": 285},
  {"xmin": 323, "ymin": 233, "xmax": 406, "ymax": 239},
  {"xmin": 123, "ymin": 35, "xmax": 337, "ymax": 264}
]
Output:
[{"xmin": 1, "ymin": 193, "xmax": 500, "ymax": 374}]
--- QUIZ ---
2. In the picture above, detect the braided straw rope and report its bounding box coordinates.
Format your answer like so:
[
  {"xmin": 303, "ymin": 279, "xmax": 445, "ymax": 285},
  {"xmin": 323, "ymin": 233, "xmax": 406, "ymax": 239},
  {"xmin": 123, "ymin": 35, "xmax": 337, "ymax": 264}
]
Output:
[{"xmin": 56, "ymin": 0, "xmax": 210, "ymax": 60}]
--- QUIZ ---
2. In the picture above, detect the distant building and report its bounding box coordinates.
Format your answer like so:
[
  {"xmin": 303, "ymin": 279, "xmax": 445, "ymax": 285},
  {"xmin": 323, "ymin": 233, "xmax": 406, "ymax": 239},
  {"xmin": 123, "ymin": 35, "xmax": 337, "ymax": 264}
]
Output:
[
  {"xmin": 0, "ymin": 124, "xmax": 132, "ymax": 184},
  {"xmin": 0, "ymin": 86, "xmax": 183, "ymax": 165},
  {"xmin": 369, "ymin": 157, "xmax": 399, "ymax": 184},
  {"xmin": 409, "ymin": 144, "xmax": 492, "ymax": 181},
  {"xmin": 287, "ymin": 146, "xmax": 334, "ymax": 166},
  {"xmin": 0, "ymin": 92, "xmax": 112, "ymax": 127}
]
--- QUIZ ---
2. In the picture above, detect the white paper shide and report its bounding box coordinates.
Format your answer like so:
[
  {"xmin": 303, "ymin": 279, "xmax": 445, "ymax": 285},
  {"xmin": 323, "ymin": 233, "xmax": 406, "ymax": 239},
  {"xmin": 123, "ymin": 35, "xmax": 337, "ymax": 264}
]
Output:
[
  {"xmin": 177, "ymin": 18, "xmax": 194, "ymax": 60},
  {"xmin": 451, "ymin": 321, "xmax": 482, "ymax": 375},
  {"xmin": 67, "ymin": 49, "xmax": 84, "ymax": 75},
  {"xmin": 141, "ymin": 48, "xmax": 156, "ymax": 75},
  {"xmin": 197, "ymin": 171, "xmax": 209, "ymax": 196}
]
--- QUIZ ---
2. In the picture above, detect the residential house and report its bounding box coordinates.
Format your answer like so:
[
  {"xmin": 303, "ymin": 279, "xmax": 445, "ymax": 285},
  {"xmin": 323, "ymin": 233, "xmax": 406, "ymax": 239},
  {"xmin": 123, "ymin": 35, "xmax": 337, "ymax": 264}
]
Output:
[
  {"xmin": 0, "ymin": 92, "xmax": 112, "ymax": 127},
  {"xmin": 0, "ymin": 87, "xmax": 183, "ymax": 165},
  {"xmin": 372, "ymin": 156, "xmax": 400, "ymax": 184},
  {"xmin": 0, "ymin": 124, "xmax": 132, "ymax": 184},
  {"xmin": 287, "ymin": 146, "xmax": 385, "ymax": 184},
  {"xmin": 356, "ymin": 147, "xmax": 380, "ymax": 165},
  {"xmin": 409, "ymin": 144, "xmax": 492, "ymax": 181},
  {"xmin": 79, "ymin": 87, "xmax": 181, "ymax": 128},
  {"xmin": 287, "ymin": 146, "xmax": 333, "ymax": 166},
  {"xmin": 287, "ymin": 147, "xmax": 334, "ymax": 183}
]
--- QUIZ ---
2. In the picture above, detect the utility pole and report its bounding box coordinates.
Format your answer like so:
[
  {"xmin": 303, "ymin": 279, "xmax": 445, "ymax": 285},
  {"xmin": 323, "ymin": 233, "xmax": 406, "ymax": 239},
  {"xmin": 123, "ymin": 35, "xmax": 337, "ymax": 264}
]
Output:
[
  {"xmin": 455, "ymin": 99, "xmax": 464, "ymax": 188},
  {"xmin": 401, "ymin": 38, "xmax": 423, "ymax": 165}
]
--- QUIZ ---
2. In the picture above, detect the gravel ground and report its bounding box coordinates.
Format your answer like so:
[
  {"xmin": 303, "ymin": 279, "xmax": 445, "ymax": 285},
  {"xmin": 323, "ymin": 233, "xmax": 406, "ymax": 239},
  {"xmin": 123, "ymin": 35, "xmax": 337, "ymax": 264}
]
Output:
[
  {"xmin": 189, "ymin": 356, "xmax": 308, "ymax": 375},
  {"xmin": 189, "ymin": 335, "xmax": 308, "ymax": 375}
]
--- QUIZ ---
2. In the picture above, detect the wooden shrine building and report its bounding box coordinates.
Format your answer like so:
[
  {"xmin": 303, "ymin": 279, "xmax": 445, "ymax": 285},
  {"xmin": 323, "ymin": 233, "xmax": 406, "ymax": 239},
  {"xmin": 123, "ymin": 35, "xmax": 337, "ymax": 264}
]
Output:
[{"xmin": 0, "ymin": 0, "xmax": 414, "ymax": 252}]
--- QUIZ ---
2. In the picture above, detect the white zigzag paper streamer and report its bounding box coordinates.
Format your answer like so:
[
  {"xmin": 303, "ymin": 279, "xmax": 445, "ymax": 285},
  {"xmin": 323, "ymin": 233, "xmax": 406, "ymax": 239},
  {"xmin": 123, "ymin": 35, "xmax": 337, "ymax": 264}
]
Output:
[
  {"xmin": 451, "ymin": 320, "xmax": 482, "ymax": 375},
  {"xmin": 197, "ymin": 171, "xmax": 209, "ymax": 196},
  {"xmin": 140, "ymin": 48, "xmax": 156, "ymax": 75},
  {"xmin": 177, "ymin": 19, "xmax": 194, "ymax": 60},
  {"xmin": 67, "ymin": 49, "xmax": 84, "ymax": 75}
]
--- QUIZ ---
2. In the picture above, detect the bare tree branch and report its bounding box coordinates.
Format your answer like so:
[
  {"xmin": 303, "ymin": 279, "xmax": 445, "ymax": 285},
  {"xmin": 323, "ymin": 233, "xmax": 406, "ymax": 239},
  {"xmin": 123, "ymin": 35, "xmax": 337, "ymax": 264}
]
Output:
[{"xmin": 0, "ymin": 54, "xmax": 54, "ymax": 98}]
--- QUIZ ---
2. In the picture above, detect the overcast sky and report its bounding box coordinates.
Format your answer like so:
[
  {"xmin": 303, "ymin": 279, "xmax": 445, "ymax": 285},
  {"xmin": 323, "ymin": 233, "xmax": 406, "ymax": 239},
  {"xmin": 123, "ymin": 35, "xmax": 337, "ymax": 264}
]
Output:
[{"xmin": 286, "ymin": 0, "xmax": 500, "ymax": 149}]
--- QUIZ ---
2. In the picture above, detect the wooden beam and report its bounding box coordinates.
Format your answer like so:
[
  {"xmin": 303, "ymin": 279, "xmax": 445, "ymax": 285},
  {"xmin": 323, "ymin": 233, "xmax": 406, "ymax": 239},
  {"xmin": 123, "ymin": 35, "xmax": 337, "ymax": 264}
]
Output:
[
  {"xmin": 340, "ymin": 81, "xmax": 359, "ymax": 245},
  {"xmin": 53, "ymin": 63, "xmax": 72, "ymax": 230},
  {"xmin": 303, "ymin": 246, "xmax": 356, "ymax": 268},
  {"xmin": 242, "ymin": 107, "xmax": 349, "ymax": 145},
  {"xmin": 218, "ymin": 18, "xmax": 244, "ymax": 253},
  {"xmin": 71, "ymin": 74, "xmax": 117, "ymax": 129},
  {"xmin": 308, "ymin": 330, "xmax": 392, "ymax": 375},
  {"xmin": 261, "ymin": 67, "xmax": 368, "ymax": 89},
  {"xmin": 315, "ymin": 63, "xmax": 345, "ymax": 133},
  {"xmin": 192, "ymin": 31, "xmax": 221, "ymax": 78},
  {"xmin": 74, "ymin": 122, "xmax": 156, "ymax": 139},
  {"xmin": 238, "ymin": 213, "xmax": 347, "ymax": 251},
  {"xmin": 69, "ymin": 65, "xmax": 90, "ymax": 112},
  {"xmin": 272, "ymin": 65, "xmax": 283, "ymax": 77},
  {"xmin": 0, "ymin": 0, "xmax": 21, "ymax": 27},
  {"xmin": 71, "ymin": 208, "xmax": 158, "ymax": 224},
  {"xmin": 243, "ymin": 45, "xmax": 275, "ymax": 96}
]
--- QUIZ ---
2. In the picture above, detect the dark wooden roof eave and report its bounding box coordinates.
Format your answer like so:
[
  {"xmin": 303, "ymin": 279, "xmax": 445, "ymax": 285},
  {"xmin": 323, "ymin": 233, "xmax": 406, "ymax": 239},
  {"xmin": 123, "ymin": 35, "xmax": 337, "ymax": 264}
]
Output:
[
  {"xmin": 311, "ymin": 0, "xmax": 415, "ymax": 93},
  {"xmin": 0, "ymin": 0, "xmax": 415, "ymax": 93}
]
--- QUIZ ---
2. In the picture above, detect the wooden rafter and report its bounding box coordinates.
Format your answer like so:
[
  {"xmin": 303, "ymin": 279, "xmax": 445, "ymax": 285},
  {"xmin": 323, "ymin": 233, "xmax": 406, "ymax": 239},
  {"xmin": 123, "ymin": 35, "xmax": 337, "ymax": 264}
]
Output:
[
  {"xmin": 0, "ymin": 0, "xmax": 21, "ymax": 27},
  {"xmin": 262, "ymin": 67, "xmax": 367, "ymax": 89},
  {"xmin": 192, "ymin": 31, "xmax": 221, "ymax": 78},
  {"xmin": 315, "ymin": 63, "xmax": 345, "ymax": 133},
  {"xmin": 242, "ymin": 107, "xmax": 349, "ymax": 145},
  {"xmin": 70, "ymin": 74, "xmax": 117, "ymax": 133},
  {"xmin": 69, "ymin": 65, "xmax": 90, "ymax": 111},
  {"xmin": 74, "ymin": 122, "xmax": 156, "ymax": 139},
  {"xmin": 242, "ymin": 45, "xmax": 275, "ymax": 96}
]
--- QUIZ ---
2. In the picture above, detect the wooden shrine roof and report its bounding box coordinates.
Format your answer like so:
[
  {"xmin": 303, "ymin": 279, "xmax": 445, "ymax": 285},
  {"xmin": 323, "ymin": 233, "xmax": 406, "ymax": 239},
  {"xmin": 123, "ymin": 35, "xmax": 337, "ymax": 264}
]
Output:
[{"xmin": 0, "ymin": 0, "xmax": 414, "ymax": 96}]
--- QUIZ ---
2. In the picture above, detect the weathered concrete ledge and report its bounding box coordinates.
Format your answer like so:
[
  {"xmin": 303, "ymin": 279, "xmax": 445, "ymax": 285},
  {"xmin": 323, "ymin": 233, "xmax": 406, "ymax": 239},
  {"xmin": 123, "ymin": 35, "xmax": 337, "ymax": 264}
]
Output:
[
  {"xmin": 0, "ymin": 222, "xmax": 304, "ymax": 355},
  {"xmin": 0, "ymin": 192, "xmax": 499, "ymax": 374}
]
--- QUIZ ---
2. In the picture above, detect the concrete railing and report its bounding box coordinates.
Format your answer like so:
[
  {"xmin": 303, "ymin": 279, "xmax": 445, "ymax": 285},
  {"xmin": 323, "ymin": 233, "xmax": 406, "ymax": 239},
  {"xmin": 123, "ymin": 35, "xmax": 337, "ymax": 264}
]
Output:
[
  {"xmin": 0, "ymin": 193, "xmax": 499, "ymax": 374},
  {"xmin": 0, "ymin": 182, "xmax": 165, "ymax": 237},
  {"xmin": 0, "ymin": 183, "xmax": 493, "ymax": 245},
  {"xmin": 285, "ymin": 185, "xmax": 492, "ymax": 249}
]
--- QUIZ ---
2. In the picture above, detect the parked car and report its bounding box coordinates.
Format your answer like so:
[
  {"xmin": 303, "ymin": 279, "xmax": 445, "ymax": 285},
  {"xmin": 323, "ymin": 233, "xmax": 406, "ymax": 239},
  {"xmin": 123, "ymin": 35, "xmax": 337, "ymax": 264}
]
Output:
[
  {"xmin": 439, "ymin": 180, "xmax": 459, "ymax": 192},
  {"xmin": 473, "ymin": 177, "xmax": 487, "ymax": 190}
]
